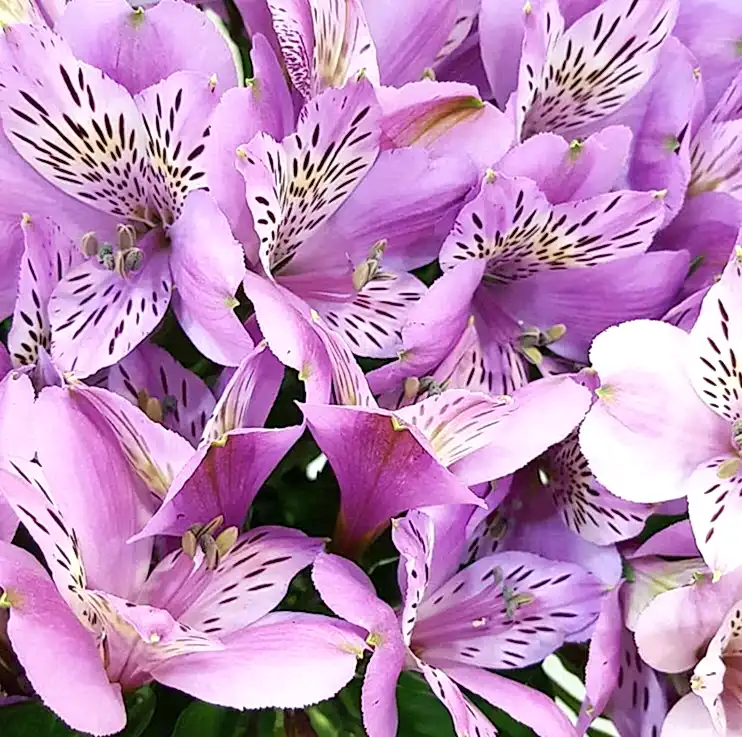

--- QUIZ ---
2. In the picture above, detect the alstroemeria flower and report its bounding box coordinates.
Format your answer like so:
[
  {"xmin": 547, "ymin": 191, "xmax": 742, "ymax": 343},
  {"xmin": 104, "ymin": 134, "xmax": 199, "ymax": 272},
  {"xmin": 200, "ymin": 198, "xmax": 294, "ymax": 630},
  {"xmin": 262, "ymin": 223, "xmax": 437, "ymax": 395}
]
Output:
[
  {"xmin": 313, "ymin": 509, "xmax": 604, "ymax": 737},
  {"xmin": 0, "ymin": 379, "xmax": 364, "ymax": 734},
  {"xmin": 581, "ymin": 244, "xmax": 742, "ymax": 578},
  {"xmin": 0, "ymin": 22, "xmax": 253, "ymax": 377}
]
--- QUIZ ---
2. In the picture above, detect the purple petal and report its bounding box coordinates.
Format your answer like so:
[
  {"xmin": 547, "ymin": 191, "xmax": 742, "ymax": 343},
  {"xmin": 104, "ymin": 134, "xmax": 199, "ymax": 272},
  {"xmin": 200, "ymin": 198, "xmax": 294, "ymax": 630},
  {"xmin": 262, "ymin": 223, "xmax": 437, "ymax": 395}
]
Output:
[
  {"xmin": 169, "ymin": 191, "xmax": 253, "ymax": 366},
  {"xmin": 0, "ymin": 24, "xmax": 150, "ymax": 219},
  {"xmin": 302, "ymin": 403, "xmax": 482, "ymax": 557},
  {"xmin": 136, "ymin": 424, "xmax": 304, "ymax": 537},
  {"xmin": 451, "ymin": 374, "xmax": 592, "ymax": 486},
  {"xmin": 49, "ymin": 230, "xmax": 172, "ymax": 378},
  {"xmin": 204, "ymin": 341, "xmax": 285, "ymax": 439},
  {"xmin": 445, "ymin": 664, "xmax": 578, "ymax": 737},
  {"xmin": 628, "ymin": 37, "xmax": 701, "ymax": 223},
  {"xmin": 517, "ymin": 0, "xmax": 679, "ymax": 138},
  {"xmin": 204, "ymin": 35, "xmax": 293, "ymax": 249},
  {"xmin": 313, "ymin": 269, "xmax": 425, "ymax": 359},
  {"xmin": 243, "ymin": 271, "xmax": 333, "ymax": 403},
  {"xmin": 267, "ymin": 0, "xmax": 379, "ymax": 98},
  {"xmin": 440, "ymin": 174, "xmax": 665, "ymax": 278},
  {"xmin": 364, "ymin": 0, "xmax": 458, "ymax": 86},
  {"xmin": 150, "ymin": 611, "xmax": 366, "ymax": 709},
  {"xmin": 0, "ymin": 541, "xmax": 125, "ymax": 735},
  {"xmin": 177, "ymin": 526, "xmax": 322, "ymax": 633},
  {"xmin": 9, "ymin": 216, "xmax": 82, "ymax": 368},
  {"xmin": 58, "ymin": 0, "xmax": 238, "ymax": 95},
  {"xmin": 0, "ymin": 217, "xmax": 23, "ymax": 320},
  {"xmin": 33, "ymin": 385, "xmax": 153, "ymax": 598},
  {"xmin": 496, "ymin": 249, "xmax": 691, "ymax": 363},
  {"xmin": 497, "ymin": 127, "xmax": 633, "ymax": 204},
  {"xmin": 107, "ymin": 342, "xmax": 216, "ymax": 447},
  {"xmin": 237, "ymin": 80, "xmax": 380, "ymax": 278}
]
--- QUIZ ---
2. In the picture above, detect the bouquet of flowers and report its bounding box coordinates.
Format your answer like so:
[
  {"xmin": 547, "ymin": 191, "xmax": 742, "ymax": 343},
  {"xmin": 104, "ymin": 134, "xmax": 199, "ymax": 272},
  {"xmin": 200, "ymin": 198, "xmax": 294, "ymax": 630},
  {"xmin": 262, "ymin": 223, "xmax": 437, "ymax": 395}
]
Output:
[{"xmin": 0, "ymin": 0, "xmax": 739, "ymax": 735}]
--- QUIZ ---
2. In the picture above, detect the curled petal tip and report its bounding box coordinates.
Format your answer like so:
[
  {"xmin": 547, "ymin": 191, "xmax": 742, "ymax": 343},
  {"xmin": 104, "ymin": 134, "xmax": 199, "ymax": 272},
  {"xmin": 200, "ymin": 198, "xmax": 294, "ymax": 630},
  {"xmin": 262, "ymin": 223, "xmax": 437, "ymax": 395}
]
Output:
[
  {"xmin": 21, "ymin": 212, "xmax": 31, "ymax": 225},
  {"xmin": 224, "ymin": 295, "xmax": 240, "ymax": 310},
  {"xmin": 523, "ymin": 0, "xmax": 532, "ymax": 13},
  {"xmin": 712, "ymin": 569, "xmax": 723, "ymax": 583},
  {"xmin": 208, "ymin": 74, "xmax": 218, "ymax": 91},
  {"xmin": 484, "ymin": 169, "xmax": 497, "ymax": 184}
]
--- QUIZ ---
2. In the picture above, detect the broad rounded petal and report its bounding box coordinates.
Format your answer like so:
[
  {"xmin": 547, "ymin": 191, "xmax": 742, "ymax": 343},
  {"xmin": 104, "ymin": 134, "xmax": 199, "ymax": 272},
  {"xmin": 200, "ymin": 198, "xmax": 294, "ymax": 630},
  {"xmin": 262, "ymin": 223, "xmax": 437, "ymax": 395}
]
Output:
[
  {"xmin": 687, "ymin": 457, "xmax": 742, "ymax": 578},
  {"xmin": 497, "ymin": 127, "xmax": 633, "ymax": 204},
  {"xmin": 34, "ymin": 386, "xmax": 153, "ymax": 599},
  {"xmin": 445, "ymin": 664, "xmax": 578, "ymax": 737},
  {"xmin": 151, "ymin": 612, "xmax": 365, "ymax": 709},
  {"xmin": 452, "ymin": 374, "xmax": 592, "ymax": 485},
  {"xmin": 302, "ymin": 403, "xmax": 482, "ymax": 557},
  {"xmin": 688, "ymin": 252, "xmax": 742, "ymax": 421},
  {"xmin": 660, "ymin": 693, "xmax": 717, "ymax": 737},
  {"xmin": 629, "ymin": 520, "xmax": 700, "ymax": 559},
  {"xmin": 499, "ymin": 250, "xmax": 690, "ymax": 363},
  {"xmin": 581, "ymin": 320, "xmax": 729, "ymax": 503},
  {"xmin": 0, "ymin": 371, "xmax": 36, "ymax": 462},
  {"xmin": 178, "ymin": 527, "xmax": 322, "ymax": 634},
  {"xmin": 169, "ymin": 191, "xmax": 253, "ymax": 367},
  {"xmin": 0, "ymin": 541, "xmax": 125, "ymax": 736},
  {"xmin": 49, "ymin": 233, "xmax": 173, "ymax": 379},
  {"xmin": 137, "ymin": 424, "xmax": 304, "ymax": 538},
  {"xmin": 58, "ymin": 0, "xmax": 238, "ymax": 95},
  {"xmin": 635, "ymin": 575, "xmax": 742, "ymax": 673}
]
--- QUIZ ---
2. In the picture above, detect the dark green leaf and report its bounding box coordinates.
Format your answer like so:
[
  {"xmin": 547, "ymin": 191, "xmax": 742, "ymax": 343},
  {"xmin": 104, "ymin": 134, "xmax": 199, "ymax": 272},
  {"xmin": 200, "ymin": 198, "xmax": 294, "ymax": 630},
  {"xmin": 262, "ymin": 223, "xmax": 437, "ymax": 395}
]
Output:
[{"xmin": 170, "ymin": 701, "xmax": 249, "ymax": 737}]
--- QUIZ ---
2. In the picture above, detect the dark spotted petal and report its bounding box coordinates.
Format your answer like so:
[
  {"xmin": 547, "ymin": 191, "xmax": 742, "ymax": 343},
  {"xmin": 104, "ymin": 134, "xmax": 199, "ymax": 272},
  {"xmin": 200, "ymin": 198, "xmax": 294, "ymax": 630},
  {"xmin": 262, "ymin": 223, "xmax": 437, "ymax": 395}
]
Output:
[
  {"xmin": 178, "ymin": 526, "xmax": 323, "ymax": 635},
  {"xmin": 688, "ymin": 248, "xmax": 742, "ymax": 421},
  {"xmin": 544, "ymin": 431, "xmax": 654, "ymax": 545},
  {"xmin": 266, "ymin": 0, "xmax": 314, "ymax": 99},
  {"xmin": 0, "ymin": 24, "xmax": 151, "ymax": 220},
  {"xmin": 440, "ymin": 173, "xmax": 665, "ymax": 281},
  {"xmin": 237, "ymin": 79, "xmax": 381, "ymax": 277},
  {"xmin": 8, "ymin": 216, "xmax": 82, "ymax": 368},
  {"xmin": 135, "ymin": 72, "xmax": 220, "ymax": 225},
  {"xmin": 49, "ymin": 228, "xmax": 173, "ymax": 379},
  {"xmin": 413, "ymin": 551, "xmax": 604, "ymax": 669},
  {"xmin": 315, "ymin": 270, "xmax": 425, "ymax": 359},
  {"xmin": 107, "ymin": 341, "xmax": 216, "ymax": 447},
  {"xmin": 517, "ymin": 0, "xmax": 679, "ymax": 138}
]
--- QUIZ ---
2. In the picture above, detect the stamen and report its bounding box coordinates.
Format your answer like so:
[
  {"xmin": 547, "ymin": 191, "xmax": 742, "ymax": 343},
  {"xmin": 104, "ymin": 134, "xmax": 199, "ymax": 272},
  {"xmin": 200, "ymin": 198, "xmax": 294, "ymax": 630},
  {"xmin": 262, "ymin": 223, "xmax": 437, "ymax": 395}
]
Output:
[
  {"xmin": 352, "ymin": 240, "xmax": 387, "ymax": 291},
  {"xmin": 717, "ymin": 458, "xmax": 739, "ymax": 480},
  {"xmin": 181, "ymin": 529, "xmax": 198, "ymax": 558},
  {"xmin": 80, "ymin": 232, "xmax": 100, "ymax": 258},
  {"xmin": 137, "ymin": 389, "xmax": 164, "ymax": 424},
  {"xmin": 97, "ymin": 244, "xmax": 115, "ymax": 271},
  {"xmin": 403, "ymin": 376, "xmax": 421, "ymax": 400},
  {"xmin": 0, "ymin": 590, "xmax": 10, "ymax": 609},
  {"xmin": 215, "ymin": 526, "xmax": 239, "ymax": 558}
]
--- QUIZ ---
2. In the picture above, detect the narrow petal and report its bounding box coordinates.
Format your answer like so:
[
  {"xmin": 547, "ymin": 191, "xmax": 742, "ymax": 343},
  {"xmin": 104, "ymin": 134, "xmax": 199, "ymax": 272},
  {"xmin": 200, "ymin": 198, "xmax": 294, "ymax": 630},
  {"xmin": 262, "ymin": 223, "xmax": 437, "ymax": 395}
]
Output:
[
  {"xmin": 237, "ymin": 80, "xmax": 380, "ymax": 278},
  {"xmin": 445, "ymin": 664, "xmax": 578, "ymax": 737},
  {"xmin": 451, "ymin": 374, "xmax": 592, "ymax": 486},
  {"xmin": 204, "ymin": 341, "xmax": 285, "ymax": 440},
  {"xmin": 243, "ymin": 271, "xmax": 333, "ymax": 403},
  {"xmin": 314, "ymin": 269, "xmax": 426, "ymax": 359},
  {"xmin": 302, "ymin": 403, "xmax": 482, "ymax": 557},
  {"xmin": 364, "ymin": 0, "xmax": 458, "ymax": 86},
  {"xmin": 628, "ymin": 37, "xmax": 700, "ymax": 223},
  {"xmin": 34, "ymin": 385, "xmax": 153, "ymax": 599},
  {"xmin": 440, "ymin": 174, "xmax": 665, "ymax": 279},
  {"xmin": 108, "ymin": 342, "xmax": 215, "ymax": 447},
  {"xmin": 137, "ymin": 424, "xmax": 304, "ymax": 537},
  {"xmin": 49, "ymin": 231, "xmax": 173, "ymax": 379},
  {"xmin": 150, "ymin": 612, "xmax": 366, "ymax": 709},
  {"xmin": 497, "ymin": 127, "xmax": 633, "ymax": 204},
  {"xmin": 178, "ymin": 527, "xmax": 322, "ymax": 634},
  {"xmin": 0, "ymin": 24, "xmax": 150, "ymax": 219},
  {"xmin": 169, "ymin": 191, "xmax": 253, "ymax": 367},
  {"xmin": 0, "ymin": 541, "xmax": 125, "ymax": 736},
  {"xmin": 58, "ymin": 0, "xmax": 238, "ymax": 95},
  {"xmin": 0, "ymin": 217, "xmax": 23, "ymax": 321},
  {"xmin": 545, "ymin": 432, "xmax": 654, "ymax": 545},
  {"xmin": 0, "ymin": 367, "xmax": 38, "ymax": 463},
  {"xmin": 8, "ymin": 215, "xmax": 82, "ymax": 367},
  {"xmin": 496, "ymin": 250, "xmax": 690, "ymax": 363},
  {"xmin": 687, "ymin": 456, "xmax": 742, "ymax": 578},
  {"xmin": 517, "ymin": 0, "xmax": 679, "ymax": 138},
  {"xmin": 580, "ymin": 320, "xmax": 729, "ymax": 503},
  {"xmin": 688, "ymin": 251, "xmax": 742, "ymax": 421}
]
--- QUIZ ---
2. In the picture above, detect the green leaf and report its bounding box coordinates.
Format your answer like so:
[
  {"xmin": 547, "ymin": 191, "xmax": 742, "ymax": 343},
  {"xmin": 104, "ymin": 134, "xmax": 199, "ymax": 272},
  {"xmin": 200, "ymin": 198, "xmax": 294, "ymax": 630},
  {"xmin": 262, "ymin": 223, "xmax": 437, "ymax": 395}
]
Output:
[
  {"xmin": 121, "ymin": 686, "xmax": 156, "ymax": 737},
  {"xmin": 397, "ymin": 671, "xmax": 456, "ymax": 737},
  {"xmin": 170, "ymin": 701, "xmax": 249, "ymax": 737}
]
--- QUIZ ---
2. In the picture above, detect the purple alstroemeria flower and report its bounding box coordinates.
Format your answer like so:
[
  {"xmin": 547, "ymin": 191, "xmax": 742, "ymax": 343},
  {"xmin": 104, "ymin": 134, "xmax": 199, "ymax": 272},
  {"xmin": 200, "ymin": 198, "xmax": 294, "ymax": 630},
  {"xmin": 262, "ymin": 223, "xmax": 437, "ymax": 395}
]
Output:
[
  {"xmin": 580, "ymin": 244, "xmax": 742, "ymax": 578},
  {"xmin": 0, "ymin": 20, "xmax": 253, "ymax": 377},
  {"xmin": 312, "ymin": 509, "xmax": 605, "ymax": 737},
  {"xmin": 576, "ymin": 521, "xmax": 703, "ymax": 736},
  {"xmin": 0, "ymin": 378, "xmax": 364, "ymax": 735}
]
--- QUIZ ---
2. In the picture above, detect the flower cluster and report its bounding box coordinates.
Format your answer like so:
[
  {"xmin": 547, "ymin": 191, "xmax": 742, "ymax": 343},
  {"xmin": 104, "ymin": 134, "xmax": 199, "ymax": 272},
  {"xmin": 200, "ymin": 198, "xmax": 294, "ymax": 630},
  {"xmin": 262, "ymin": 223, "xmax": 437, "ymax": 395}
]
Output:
[{"xmin": 0, "ymin": 0, "xmax": 740, "ymax": 735}]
